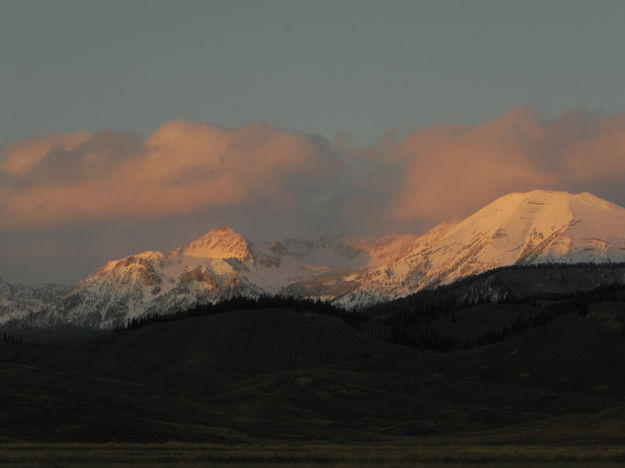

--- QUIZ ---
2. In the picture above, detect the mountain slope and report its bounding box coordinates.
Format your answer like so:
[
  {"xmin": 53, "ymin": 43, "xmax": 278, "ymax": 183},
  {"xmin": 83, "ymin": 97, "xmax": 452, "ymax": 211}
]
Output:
[
  {"xmin": 338, "ymin": 190, "xmax": 625, "ymax": 306},
  {"xmin": 0, "ymin": 277, "xmax": 68, "ymax": 326},
  {"xmin": 1, "ymin": 306, "xmax": 625, "ymax": 443},
  {"xmin": 27, "ymin": 227, "xmax": 372, "ymax": 328},
  {"xmin": 9, "ymin": 190, "xmax": 625, "ymax": 329}
]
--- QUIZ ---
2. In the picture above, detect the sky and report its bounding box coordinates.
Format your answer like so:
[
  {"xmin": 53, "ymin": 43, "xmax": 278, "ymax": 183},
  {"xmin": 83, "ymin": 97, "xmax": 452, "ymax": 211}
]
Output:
[{"xmin": 3, "ymin": 0, "xmax": 625, "ymax": 284}]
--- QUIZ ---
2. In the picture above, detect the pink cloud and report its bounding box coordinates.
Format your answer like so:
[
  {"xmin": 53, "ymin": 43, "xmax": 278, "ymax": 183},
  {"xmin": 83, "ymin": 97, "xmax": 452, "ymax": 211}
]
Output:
[
  {"xmin": 0, "ymin": 122, "xmax": 339, "ymax": 230},
  {"xmin": 4, "ymin": 109, "xmax": 625, "ymax": 235},
  {"xmin": 376, "ymin": 108, "xmax": 625, "ymax": 221},
  {"xmin": 0, "ymin": 131, "xmax": 91, "ymax": 176}
]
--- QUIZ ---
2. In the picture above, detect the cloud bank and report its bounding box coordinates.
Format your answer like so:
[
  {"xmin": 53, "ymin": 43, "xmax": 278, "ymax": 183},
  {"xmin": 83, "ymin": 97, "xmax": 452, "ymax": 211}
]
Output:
[
  {"xmin": 378, "ymin": 107, "xmax": 625, "ymax": 220},
  {"xmin": 4, "ymin": 108, "xmax": 625, "ymax": 282},
  {"xmin": 0, "ymin": 122, "xmax": 340, "ymax": 229},
  {"xmin": 4, "ymin": 109, "xmax": 625, "ymax": 232}
]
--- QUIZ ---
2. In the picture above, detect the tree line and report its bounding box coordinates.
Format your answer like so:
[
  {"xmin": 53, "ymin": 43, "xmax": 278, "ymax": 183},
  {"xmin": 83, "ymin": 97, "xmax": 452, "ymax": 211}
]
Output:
[
  {"xmin": 363, "ymin": 262, "xmax": 625, "ymax": 318},
  {"xmin": 115, "ymin": 294, "xmax": 366, "ymax": 332},
  {"xmin": 113, "ymin": 264, "xmax": 625, "ymax": 354},
  {"xmin": 1, "ymin": 332, "xmax": 22, "ymax": 344},
  {"xmin": 366, "ymin": 282, "xmax": 625, "ymax": 352}
]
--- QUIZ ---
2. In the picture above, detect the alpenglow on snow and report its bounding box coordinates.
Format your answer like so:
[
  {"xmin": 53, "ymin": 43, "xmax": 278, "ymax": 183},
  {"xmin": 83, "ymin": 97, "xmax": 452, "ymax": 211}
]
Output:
[{"xmin": 5, "ymin": 190, "xmax": 625, "ymax": 329}]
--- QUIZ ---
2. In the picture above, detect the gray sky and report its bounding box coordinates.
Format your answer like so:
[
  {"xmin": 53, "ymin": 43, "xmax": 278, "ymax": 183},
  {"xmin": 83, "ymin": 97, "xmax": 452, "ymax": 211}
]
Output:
[
  {"xmin": 3, "ymin": 0, "xmax": 625, "ymax": 144},
  {"xmin": 3, "ymin": 0, "xmax": 625, "ymax": 284}
]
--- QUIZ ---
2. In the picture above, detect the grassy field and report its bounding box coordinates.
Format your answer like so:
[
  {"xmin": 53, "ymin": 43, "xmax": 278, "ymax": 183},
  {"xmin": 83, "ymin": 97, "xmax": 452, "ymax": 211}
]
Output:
[{"xmin": 3, "ymin": 442, "xmax": 625, "ymax": 466}]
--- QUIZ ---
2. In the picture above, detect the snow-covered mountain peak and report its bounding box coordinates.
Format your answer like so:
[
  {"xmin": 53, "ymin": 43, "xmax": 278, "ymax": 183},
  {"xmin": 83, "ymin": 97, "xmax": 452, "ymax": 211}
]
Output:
[
  {"xmin": 427, "ymin": 189, "xmax": 625, "ymax": 266},
  {"xmin": 428, "ymin": 190, "xmax": 625, "ymax": 267},
  {"xmin": 446, "ymin": 190, "xmax": 576, "ymax": 242},
  {"xmin": 176, "ymin": 225, "xmax": 254, "ymax": 261},
  {"xmin": 335, "ymin": 190, "xmax": 625, "ymax": 308},
  {"xmin": 444, "ymin": 190, "xmax": 625, "ymax": 251},
  {"xmin": 7, "ymin": 189, "xmax": 625, "ymax": 329}
]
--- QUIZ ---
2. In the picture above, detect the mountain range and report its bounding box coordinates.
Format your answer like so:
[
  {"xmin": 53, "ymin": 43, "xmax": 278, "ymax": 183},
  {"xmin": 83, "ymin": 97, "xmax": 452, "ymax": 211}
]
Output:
[{"xmin": 4, "ymin": 189, "xmax": 625, "ymax": 329}]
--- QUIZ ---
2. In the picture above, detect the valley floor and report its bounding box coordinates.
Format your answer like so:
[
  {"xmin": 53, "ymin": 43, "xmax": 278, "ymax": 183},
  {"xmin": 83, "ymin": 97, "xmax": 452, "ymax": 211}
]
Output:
[
  {"xmin": 4, "ymin": 303, "xmax": 625, "ymax": 464},
  {"xmin": 3, "ymin": 442, "xmax": 625, "ymax": 466}
]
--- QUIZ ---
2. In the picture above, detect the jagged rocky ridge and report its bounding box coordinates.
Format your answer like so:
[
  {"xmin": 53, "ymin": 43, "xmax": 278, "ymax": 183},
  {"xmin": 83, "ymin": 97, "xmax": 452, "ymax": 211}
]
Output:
[{"xmin": 6, "ymin": 190, "xmax": 625, "ymax": 329}]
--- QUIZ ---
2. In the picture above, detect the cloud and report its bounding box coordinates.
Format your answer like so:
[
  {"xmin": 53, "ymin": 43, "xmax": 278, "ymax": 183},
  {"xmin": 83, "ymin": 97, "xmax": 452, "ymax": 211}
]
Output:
[
  {"xmin": 375, "ymin": 107, "xmax": 625, "ymax": 221},
  {"xmin": 0, "ymin": 121, "xmax": 340, "ymax": 230},
  {"xmin": 5, "ymin": 110, "xmax": 625, "ymax": 235},
  {"xmin": 0, "ymin": 131, "xmax": 91, "ymax": 176},
  {"xmin": 6, "ymin": 109, "xmax": 625, "ymax": 283}
]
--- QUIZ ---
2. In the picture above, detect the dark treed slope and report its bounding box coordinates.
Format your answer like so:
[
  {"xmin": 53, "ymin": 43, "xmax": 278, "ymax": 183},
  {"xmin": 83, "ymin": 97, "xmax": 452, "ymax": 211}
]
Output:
[
  {"xmin": 2, "ymin": 291, "xmax": 625, "ymax": 443},
  {"xmin": 106, "ymin": 263, "xmax": 625, "ymax": 353}
]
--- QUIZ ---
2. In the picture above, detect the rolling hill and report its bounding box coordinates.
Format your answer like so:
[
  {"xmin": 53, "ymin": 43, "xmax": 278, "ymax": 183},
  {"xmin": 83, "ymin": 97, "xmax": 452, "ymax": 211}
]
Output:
[{"xmin": 2, "ymin": 301, "xmax": 625, "ymax": 444}]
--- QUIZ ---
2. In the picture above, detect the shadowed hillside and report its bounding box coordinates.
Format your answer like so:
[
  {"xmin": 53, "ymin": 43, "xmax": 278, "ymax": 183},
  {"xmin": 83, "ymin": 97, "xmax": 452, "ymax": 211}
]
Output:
[{"xmin": 2, "ymin": 303, "xmax": 625, "ymax": 444}]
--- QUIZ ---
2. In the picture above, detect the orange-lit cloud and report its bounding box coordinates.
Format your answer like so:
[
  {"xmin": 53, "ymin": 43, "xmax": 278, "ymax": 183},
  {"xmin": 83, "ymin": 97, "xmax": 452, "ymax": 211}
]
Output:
[
  {"xmin": 4, "ymin": 109, "xmax": 625, "ymax": 237},
  {"xmin": 0, "ymin": 122, "xmax": 339, "ymax": 230},
  {"xmin": 1, "ymin": 131, "xmax": 91, "ymax": 176},
  {"xmin": 6, "ymin": 110, "xmax": 625, "ymax": 283},
  {"xmin": 375, "ymin": 107, "xmax": 625, "ymax": 221}
]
